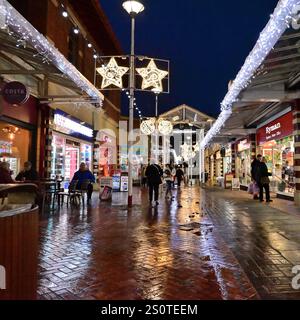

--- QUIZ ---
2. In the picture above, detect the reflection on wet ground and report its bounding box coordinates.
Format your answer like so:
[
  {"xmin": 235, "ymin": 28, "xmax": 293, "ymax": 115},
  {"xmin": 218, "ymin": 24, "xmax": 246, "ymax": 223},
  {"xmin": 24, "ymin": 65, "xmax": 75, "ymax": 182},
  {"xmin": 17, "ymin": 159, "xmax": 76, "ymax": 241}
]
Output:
[
  {"xmin": 37, "ymin": 185, "xmax": 300, "ymax": 300},
  {"xmin": 202, "ymin": 187, "xmax": 300, "ymax": 299}
]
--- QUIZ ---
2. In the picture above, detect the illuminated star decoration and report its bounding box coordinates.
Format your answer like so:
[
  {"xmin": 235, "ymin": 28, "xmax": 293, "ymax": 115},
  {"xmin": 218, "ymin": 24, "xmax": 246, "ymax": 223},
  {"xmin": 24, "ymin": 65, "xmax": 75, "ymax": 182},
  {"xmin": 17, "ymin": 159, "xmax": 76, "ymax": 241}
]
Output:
[
  {"xmin": 136, "ymin": 59, "xmax": 168, "ymax": 92},
  {"xmin": 96, "ymin": 57, "xmax": 128, "ymax": 89}
]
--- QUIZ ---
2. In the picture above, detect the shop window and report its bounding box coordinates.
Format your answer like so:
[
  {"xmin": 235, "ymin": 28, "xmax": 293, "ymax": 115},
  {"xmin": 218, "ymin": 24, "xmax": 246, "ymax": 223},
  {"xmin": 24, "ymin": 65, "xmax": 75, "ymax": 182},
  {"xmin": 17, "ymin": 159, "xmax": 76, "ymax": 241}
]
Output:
[{"xmin": 0, "ymin": 121, "xmax": 31, "ymax": 178}]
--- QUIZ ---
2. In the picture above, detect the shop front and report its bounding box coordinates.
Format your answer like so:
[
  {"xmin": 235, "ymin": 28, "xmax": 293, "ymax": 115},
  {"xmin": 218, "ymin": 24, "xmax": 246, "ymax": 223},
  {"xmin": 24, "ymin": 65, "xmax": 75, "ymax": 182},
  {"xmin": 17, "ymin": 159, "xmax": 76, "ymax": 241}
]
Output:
[
  {"xmin": 0, "ymin": 82, "xmax": 38, "ymax": 178},
  {"xmin": 95, "ymin": 130, "xmax": 117, "ymax": 179},
  {"xmin": 256, "ymin": 110, "xmax": 294, "ymax": 198},
  {"xmin": 235, "ymin": 138, "xmax": 251, "ymax": 187},
  {"xmin": 50, "ymin": 109, "xmax": 93, "ymax": 182}
]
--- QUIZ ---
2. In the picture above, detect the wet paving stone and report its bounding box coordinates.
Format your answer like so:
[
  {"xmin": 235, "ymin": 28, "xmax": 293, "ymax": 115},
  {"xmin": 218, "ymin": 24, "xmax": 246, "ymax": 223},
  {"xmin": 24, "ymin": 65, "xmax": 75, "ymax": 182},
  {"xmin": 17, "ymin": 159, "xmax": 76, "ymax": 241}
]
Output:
[
  {"xmin": 37, "ymin": 186, "xmax": 258, "ymax": 300},
  {"xmin": 202, "ymin": 187, "xmax": 300, "ymax": 299}
]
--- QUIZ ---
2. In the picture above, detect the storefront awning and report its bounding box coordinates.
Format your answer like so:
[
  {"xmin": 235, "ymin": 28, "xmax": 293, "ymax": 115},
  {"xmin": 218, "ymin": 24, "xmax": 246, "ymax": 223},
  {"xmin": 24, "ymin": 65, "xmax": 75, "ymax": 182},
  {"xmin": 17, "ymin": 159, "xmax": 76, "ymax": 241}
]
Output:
[
  {"xmin": 0, "ymin": 0, "xmax": 104, "ymax": 107},
  {"xmin": 201, "ymin": 0, "xmax": 300, "ymax": 148}
]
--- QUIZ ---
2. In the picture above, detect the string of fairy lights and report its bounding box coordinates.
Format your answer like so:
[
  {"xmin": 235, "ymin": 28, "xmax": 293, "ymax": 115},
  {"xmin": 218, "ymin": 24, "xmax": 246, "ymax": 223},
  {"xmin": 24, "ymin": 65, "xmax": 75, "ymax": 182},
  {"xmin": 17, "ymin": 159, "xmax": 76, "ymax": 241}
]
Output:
[
  {"xmin": 200, "ymin": 0, "xmax": 300, "ymax": 149},
  {"xmin": 124, "ymin": 90, "xmax": 143, "ymax": 120},
  {"xmin": 58, "ymin": 2, "xmax": 102, "ymax": 61},
  {"xmin": 0, "ymin": 0, "xmax": 104, "ymax": 105}
]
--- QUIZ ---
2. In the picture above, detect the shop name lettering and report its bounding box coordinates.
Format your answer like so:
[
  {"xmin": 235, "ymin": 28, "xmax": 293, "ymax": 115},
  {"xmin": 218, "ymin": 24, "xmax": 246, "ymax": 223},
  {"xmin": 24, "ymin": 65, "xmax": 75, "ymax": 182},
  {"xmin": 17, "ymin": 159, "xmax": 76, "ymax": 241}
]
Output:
[
  {"xmin": 0, "ymin": 265, "xmax": 5, "ymax": 290},
  {"xmin": 4, "ymin": 88, "xmax": 26, "ymax": 95},
  {"xmin": 266, "ymin": 122, "xmax": 281, "ymax": 134}
]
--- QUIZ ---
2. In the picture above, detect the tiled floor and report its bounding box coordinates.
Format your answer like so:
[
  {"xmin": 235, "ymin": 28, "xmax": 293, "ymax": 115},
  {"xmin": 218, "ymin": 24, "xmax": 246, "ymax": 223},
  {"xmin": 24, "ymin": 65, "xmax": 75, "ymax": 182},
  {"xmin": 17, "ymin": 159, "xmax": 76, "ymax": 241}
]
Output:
[{"xmin": 37, "ymin": 186, "xmax": 258, "ymax": 300}]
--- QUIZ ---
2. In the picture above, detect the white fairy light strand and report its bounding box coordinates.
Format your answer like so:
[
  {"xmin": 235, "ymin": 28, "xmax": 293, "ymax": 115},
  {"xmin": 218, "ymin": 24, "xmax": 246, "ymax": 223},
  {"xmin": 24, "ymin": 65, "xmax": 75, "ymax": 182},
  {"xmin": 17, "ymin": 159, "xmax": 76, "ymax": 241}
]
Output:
[
  {"xmin": 201, "ymin": 0, "xmax": 300, "ymax": 149},
  {"xmin": 0, "ymin": 0, "xmax": 103, "ymax": 105}
]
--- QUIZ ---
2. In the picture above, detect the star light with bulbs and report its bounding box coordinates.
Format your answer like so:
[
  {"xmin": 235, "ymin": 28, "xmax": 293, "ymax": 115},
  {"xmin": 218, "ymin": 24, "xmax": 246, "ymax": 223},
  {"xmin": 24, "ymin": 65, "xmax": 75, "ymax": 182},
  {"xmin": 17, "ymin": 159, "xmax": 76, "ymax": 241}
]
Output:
[
  {"xmin": 136, "ymin": 59, "xmax": 168, "ymax": 92},
  {"xmin": 96, "ymin": 57, "xmax": 129, "ymax": 89},
  {"xmin": 201, "ymin": 0, "xmax": 299, "ymax": 149}
]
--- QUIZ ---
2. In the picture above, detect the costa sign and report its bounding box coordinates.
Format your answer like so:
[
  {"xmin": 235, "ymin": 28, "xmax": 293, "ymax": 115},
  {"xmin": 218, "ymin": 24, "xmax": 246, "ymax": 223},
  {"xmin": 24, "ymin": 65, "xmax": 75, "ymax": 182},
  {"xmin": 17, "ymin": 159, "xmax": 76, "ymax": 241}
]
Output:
[
  {"xmin": 1, "ymin": 81, "xmax": 29, "ymax": 105},
  {"xmin": 257, "ymin": 112, "xmax": 293, "ymax": 145}
]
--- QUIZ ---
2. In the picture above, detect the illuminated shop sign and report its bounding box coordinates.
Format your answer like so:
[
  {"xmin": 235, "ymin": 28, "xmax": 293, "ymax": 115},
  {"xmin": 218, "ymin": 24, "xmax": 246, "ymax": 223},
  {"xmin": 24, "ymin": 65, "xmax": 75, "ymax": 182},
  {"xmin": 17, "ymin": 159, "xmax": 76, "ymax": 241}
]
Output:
[
  {"xmin": 54, "ymin": 112, "xmax": 93, "ymax": 138},
  {"xmin": 237, "ymin": 139, "xmax": 250, "ymax": 152},
  {"xmin": 257, "ymin": 112, "xmax": 293, "ymax": 145}
]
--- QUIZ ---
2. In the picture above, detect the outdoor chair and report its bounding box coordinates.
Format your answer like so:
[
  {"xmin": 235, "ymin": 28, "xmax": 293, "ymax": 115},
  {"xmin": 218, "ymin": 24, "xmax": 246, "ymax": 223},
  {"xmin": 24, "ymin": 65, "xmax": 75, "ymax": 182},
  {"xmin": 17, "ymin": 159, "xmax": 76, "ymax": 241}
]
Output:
[
  {"xmin": 56, "ymin": 180, "xmax": 80, "ymax": 207},
  {"xmin": 76, "ymin": 179, "xmax": 92, "ymax": 207}
]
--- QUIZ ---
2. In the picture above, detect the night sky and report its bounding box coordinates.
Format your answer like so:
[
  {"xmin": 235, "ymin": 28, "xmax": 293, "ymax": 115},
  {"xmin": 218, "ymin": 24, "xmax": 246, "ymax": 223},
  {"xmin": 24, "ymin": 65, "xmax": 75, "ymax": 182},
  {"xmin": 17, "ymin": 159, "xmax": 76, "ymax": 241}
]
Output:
[{"xmin": 100, "ymin": 0, "xmax": 278, "ymax": 118}]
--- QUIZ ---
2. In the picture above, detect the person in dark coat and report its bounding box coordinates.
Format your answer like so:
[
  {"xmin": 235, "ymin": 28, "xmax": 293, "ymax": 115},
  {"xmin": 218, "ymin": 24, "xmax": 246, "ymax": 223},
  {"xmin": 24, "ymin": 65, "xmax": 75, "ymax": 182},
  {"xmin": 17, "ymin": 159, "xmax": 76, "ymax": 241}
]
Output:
[
  {"xmin": 175, "ymin": 166, "xmax": 184, "ymax": 187},
  {"xmin": 256, "ymin": 157, "xmax": 272, "ymax": 202},
  {"xmin": 71, "ymin": 162, "xmax": 95, "ymax": 201},
  {"xmin": 16, "ymin": 161, "xmax": 39, "ymax": 181},
  {"xmin": 145, "ymin": 162, "xmax": 163, "ymax": 206},
  {"xmin": 251, "ymin": 154, "xmax": 262, "ymax": 200}
]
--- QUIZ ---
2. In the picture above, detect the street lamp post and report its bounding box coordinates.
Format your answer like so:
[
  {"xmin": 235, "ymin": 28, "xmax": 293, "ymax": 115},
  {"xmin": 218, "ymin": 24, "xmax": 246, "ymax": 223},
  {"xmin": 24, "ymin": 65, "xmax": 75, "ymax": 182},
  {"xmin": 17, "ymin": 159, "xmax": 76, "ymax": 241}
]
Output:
[
  {"xmin": 122, "ymin": 0, "xmax": 144, "ymax": 206},
  {"xmin": 153, "ymin": 89, "xmax": 161, "ymax": 164}
]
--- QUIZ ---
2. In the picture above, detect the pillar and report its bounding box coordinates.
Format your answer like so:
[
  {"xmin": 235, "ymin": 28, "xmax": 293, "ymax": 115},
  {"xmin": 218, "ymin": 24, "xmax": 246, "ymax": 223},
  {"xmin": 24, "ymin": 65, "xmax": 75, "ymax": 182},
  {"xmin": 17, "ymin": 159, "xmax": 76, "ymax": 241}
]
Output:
[
  {"xmin": 249, "ymin": 133, "xmax": 256, "ymax": 160},
  {"xmin": 294, "ymin": 101, "xmax": 300, "ymax": 206},
  {"xmin": 213, "ymin": 153, "xmax": 217, "ymax": 183},
  {"xmin": 231, "ymin": 143, "xmax": 236, "ymax": 177},
  {"xmin": 40, "ymin": 106, "xmax": 53, "ymax": 179},
  {"xmin": 93, "ymin": 131, "xmax": 100, "ymax": 182}
]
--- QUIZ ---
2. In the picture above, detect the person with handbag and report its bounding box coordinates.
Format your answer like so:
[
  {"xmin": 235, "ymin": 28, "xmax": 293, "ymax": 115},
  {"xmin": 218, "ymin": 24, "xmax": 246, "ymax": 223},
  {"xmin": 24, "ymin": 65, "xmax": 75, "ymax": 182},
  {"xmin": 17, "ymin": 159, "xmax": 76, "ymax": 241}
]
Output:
[
  {"xmin": 257, "ymin": 157, "xmax": 273, "ymax": 203},
  {"xmin": 145, "ymin": 161, "xmax": 163, "ymax": 206}
]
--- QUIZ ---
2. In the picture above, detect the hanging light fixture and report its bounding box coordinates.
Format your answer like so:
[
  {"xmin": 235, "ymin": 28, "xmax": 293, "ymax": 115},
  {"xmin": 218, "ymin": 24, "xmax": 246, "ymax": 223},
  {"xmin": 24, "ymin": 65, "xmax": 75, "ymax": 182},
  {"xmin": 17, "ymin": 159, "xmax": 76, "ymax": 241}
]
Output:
[
  {"xmin": 140, "ymin": 118, "xmax": 156, "ymax": 135},
  {"xmin": 157, "ymin": 118, "xmax": 173, "ymax": 135}
]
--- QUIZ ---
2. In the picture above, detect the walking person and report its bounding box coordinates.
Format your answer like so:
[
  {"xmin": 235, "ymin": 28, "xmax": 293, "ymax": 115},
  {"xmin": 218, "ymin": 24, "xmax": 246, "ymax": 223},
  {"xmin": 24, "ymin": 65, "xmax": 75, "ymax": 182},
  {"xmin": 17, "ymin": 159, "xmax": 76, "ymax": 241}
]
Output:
[
  {"xmin": 145, "ymin": 161, "xmax": 163, "ymax": 206},
  {"xmin": 257, "ymin": 157, "xmax": 273, "ymax": 203},
  {"xmin": 164, "ymin": 168, "xmax": 173, "ymax": 199},
  {"xmin": 171, "ymin": 165, "xmax": 176, "ymax": 188},
  {"xmin": 251, "ymin": 154, "xmax": 262, "ymax": 200},
  {"xmin": 175, "ymin": 166, "xmax": 184, "ymax": 188},
  {"xmin": 141, "ymin": 165, "xmax": 147, "ymax": 188}
]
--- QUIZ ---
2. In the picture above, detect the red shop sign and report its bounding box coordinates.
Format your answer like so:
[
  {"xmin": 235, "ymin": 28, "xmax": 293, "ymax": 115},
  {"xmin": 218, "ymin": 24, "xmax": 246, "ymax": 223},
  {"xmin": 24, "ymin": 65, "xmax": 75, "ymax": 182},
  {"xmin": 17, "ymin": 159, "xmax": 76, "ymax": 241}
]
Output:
[{"xmin": 256, "ymin": 111, "xmax": 293, "ymax": 145}]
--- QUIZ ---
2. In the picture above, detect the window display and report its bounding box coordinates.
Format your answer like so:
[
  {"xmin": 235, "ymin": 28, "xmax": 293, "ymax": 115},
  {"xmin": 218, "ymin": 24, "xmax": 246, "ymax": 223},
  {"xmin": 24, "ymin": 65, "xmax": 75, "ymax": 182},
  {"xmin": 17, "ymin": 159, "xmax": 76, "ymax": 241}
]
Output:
[
  {"xmin": 51, "ymin": 133, "xmax": 92, "ymax": 181},
  {"xmin": 236, "ymin": 139, "xmax": 251, "ymax": 186},
  {"xmin": 257, "ymin": 137, "xmax": 295, "ymax": 196},
  {"xmin": 0, "ymin": 121, "xmax": 31, "ymax": 178},
  {"xmin": 256, "ymin": 111, "xmax": 294, "ymax": 197}
]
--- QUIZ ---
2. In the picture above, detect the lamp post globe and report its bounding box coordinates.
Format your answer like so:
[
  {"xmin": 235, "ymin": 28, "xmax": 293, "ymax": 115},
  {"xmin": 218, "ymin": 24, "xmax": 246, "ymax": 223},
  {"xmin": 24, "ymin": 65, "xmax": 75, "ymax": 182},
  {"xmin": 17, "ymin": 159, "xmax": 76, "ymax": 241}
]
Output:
[{"xmin": 122, "ymin": 0, "xmax": 145, "ymax": 15}]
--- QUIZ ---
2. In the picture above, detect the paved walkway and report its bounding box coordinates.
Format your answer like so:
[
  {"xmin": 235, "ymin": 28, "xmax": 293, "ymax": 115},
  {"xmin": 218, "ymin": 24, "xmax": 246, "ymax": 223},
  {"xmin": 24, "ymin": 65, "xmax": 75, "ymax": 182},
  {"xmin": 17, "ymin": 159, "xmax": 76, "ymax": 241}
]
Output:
[
  {"xmin": 37, "ymin": 185, "xmax": 300, "ymax": 300},
  {"xmin": 201, "ymin": 186, "xmax": 300, "ymax": 299},
  {"xmin": 37, "ymin": 186, "xmax": 257, "ymax": 300}
]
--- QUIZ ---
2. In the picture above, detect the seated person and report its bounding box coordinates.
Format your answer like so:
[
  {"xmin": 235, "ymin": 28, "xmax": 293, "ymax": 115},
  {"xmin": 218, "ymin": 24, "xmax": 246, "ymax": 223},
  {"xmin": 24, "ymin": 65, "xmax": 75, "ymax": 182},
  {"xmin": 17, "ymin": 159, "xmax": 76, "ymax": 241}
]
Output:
[
  {"xmin": 71, "ymin": 162, "xmax": 95, "ymax": 201},
  {"xmin": 16, "ymin": 161, "xmax": 39, "ymax": 182},
  {"xmin": 0, "ymin": 161, "xmax": 14, "ymax": 183}
]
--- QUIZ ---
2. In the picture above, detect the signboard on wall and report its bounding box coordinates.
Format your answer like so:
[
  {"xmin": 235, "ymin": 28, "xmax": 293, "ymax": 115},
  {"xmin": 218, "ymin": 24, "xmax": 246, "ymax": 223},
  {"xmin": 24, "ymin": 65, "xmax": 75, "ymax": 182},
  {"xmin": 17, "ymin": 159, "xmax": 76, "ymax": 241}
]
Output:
[
  {"xmin": 1, "ymin": 81, "xmax": 29, "ymax": 106},
  {"xmin": 53, "ymin": 109, "xmax": 93, "ymax": 142},
  {"xmin": 256, "ymin": 112, "xmax": 293, "ymax": 145}
]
